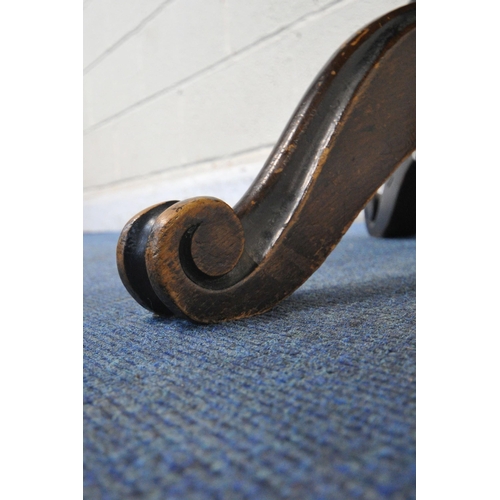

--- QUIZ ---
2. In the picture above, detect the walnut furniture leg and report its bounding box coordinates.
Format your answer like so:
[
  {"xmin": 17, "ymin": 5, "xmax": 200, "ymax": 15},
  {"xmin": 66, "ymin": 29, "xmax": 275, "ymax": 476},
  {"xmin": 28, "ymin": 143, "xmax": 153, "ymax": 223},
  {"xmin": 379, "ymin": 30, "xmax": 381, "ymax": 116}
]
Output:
[{"xmin": 116, "ymin": 4, "xmax": 416, "ymax": 323}]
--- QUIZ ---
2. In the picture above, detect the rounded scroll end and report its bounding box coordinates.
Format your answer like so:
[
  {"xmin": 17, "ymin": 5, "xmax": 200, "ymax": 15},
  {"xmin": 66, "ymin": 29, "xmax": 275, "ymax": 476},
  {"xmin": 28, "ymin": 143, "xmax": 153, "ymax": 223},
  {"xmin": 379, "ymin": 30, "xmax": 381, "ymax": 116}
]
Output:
[
  {"xmin": 143, "ymin": 197, "xmax": 247, "ymax": 320},
  {"xmin": 190, "ymin": 202, "xmax": 244, "ymax": 277},
  {"xmin": 116, "ymin": 201, "xmax": 179, "ymax": 316}
]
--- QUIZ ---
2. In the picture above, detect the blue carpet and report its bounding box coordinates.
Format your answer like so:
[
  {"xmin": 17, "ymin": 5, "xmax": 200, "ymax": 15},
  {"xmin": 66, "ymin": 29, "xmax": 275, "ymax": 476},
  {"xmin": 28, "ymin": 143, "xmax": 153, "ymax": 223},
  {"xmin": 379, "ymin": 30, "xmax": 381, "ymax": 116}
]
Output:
[{"xmin": 83, "ymin": 223, "xmax": 416, "ymax": 500}]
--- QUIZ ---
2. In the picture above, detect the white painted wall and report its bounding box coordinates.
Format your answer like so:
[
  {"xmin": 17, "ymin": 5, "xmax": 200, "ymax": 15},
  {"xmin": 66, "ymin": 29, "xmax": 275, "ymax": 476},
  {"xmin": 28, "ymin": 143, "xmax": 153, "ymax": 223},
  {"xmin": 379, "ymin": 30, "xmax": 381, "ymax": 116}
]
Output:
[{"xmin": 83, "ymin": 0, "xmax": 407, "ymax": 231}]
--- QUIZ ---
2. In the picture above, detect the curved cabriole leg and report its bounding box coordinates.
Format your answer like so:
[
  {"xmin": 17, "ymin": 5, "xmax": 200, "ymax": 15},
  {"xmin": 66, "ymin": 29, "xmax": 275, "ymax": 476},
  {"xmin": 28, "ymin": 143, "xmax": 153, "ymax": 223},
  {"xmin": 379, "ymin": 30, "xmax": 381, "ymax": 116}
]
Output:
[{"xmin": 116, "ymin": 4, "xmax": 416, "ymax": 323}]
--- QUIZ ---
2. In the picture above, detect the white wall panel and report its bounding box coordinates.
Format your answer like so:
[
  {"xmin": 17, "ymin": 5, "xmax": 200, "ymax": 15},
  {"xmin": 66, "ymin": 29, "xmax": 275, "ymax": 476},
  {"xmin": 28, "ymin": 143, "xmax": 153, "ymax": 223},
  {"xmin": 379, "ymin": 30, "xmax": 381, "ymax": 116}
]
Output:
[
  {"xmin": 83, "ymin": 0, "xmax": 166, "ymax": 70},
  {"xmin": 83, "ymin": 0, "xmax": 409, "ymax": 229}
]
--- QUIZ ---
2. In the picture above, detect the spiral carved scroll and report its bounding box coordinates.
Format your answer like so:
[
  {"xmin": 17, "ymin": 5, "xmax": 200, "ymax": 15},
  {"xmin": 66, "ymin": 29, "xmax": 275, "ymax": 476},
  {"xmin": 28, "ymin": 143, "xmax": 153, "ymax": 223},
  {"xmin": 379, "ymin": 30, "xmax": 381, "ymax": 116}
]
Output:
[{"xmin": 116, "ymin": 3, "xmax": 416, "ymax": 323}]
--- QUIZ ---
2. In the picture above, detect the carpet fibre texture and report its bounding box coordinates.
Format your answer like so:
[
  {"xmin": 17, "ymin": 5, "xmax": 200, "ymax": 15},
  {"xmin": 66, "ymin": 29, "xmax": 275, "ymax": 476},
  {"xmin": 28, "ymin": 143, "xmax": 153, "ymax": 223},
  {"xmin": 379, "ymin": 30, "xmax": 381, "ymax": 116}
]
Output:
[{"xmin": 83, "ymin": 223, "xmax": 416, "ymax": 500}]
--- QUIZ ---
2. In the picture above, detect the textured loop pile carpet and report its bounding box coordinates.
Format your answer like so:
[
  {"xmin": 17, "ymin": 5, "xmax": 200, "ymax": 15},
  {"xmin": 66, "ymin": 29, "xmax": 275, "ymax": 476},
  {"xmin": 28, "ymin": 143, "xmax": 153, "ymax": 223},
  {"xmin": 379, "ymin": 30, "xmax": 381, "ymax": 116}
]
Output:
[{"xmin": 83, "ymin": 223, "xmax": 416, "ymax": 500}]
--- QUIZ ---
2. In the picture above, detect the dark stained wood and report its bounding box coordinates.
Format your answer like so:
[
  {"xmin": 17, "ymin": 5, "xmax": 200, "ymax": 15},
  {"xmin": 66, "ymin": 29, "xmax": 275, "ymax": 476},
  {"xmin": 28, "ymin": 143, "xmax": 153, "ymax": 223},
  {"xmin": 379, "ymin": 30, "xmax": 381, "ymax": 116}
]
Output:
[
  {"xmin": 364, "ymin": 154, "xmax": 416, "ymax": 238},
  {"xmin": 116, "ymin": 4, "xmax": 416, "ymax": 323}
]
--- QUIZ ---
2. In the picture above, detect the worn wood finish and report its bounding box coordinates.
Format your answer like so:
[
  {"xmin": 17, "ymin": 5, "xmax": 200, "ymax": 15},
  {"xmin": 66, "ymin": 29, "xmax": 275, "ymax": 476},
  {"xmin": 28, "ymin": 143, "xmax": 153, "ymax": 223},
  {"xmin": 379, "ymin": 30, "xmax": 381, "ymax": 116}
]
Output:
[{"xmin": 116, "ymin": 4, "xmax": 416, "ymax": 323}]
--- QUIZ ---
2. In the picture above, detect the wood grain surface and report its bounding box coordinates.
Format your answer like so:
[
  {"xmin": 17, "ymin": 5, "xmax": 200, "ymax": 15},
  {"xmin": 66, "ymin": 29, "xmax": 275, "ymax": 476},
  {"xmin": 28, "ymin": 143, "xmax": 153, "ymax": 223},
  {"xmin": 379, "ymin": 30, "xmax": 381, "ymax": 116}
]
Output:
[{"xmin": 117, "ymin": 3, "xmax": 416, "ymax": 323}]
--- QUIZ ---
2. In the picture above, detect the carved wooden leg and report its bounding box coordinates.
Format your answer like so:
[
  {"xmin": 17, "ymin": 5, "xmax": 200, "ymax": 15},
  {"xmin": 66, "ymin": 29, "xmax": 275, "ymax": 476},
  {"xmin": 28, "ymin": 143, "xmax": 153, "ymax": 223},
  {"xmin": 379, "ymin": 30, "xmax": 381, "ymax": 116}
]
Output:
[{"xmin": 116, "ymin": 3, "xmax": 416, "ymax": 323}]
